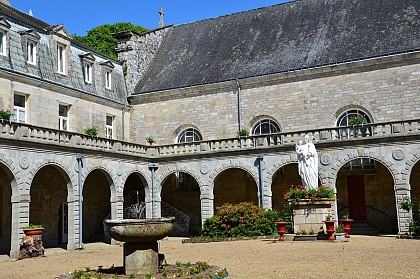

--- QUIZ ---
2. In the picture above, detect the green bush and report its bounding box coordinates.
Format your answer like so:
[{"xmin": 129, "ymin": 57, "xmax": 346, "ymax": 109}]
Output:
[{"xmin": 201, "ymin": 202, "xmax": 280, "ymax": 238}]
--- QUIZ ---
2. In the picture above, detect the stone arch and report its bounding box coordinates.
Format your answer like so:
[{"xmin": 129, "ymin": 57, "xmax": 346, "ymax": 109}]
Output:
[
  {"xmin": 209, "ymin": 161, "xmax": 259, "ymax": 192},
  {"xmin": 83, "ymin": 165, "xmax": 116, "ymax": 196},
  {"xmin": 0, "ymin": 156, "xmax": 19, "ymax": 197},
  {"xmin": 29, "ymin": 161, "xmax": 75, "ymax": 248},
  {"xmin": 404, "ymin": 149, "xmax": 420, "ymax": 191},
  {"xmin": 328, "ymin": 150, "xmax": 398, "ymax": 189},
  {"xmin": 266, "ymin": 157, "xmax": 298, "ymax": 193},
  {"xmin": 27, "ymin": 160, "xmax": 76, "ymax": 200},
  {"xmin": 121, "ymin": 168, "xmax": 151, "ymax": 192},
  {"xmin": 156, "ymin": 166, "xmax": 206, "ymax": 197}
]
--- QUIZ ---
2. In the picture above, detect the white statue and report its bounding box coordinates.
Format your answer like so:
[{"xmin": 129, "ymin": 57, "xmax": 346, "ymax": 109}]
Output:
[{"xmin": 296, "ymin": 135, "xmax": 319, "ymax": 189}]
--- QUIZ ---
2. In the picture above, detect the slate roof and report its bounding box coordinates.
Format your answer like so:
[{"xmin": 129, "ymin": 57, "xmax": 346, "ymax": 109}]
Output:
[
  {"xmin": 0, "ymin": 3, "xmax": 127, "ymax": 104},
  {"xmin": 134, "ymin": 0, "xmax": 420, "ymax": 94}
]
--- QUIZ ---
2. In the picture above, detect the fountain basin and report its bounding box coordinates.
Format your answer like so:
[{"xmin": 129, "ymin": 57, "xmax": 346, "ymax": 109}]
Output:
[{"xmin": 105, "ymin": 217, "xmax": 175, "ymax": 243}]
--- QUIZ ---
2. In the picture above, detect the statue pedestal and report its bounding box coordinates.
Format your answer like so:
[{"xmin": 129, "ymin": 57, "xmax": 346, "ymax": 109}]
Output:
[
  {"xmin": 291, "ymin": 200, "xmax": 334, "ymax": 233},
  {"xmin": 124, "ymin": 242, "xmax": 159, "ymax": 275}
]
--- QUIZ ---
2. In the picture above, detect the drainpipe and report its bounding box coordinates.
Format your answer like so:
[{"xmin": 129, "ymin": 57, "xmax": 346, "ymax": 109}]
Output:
[
  {"xmin": 148, "ymin": 163, "xmax": 159, "ymax": 219},
  {"xmin": 76, "ymin": 153, "xmax": 85, "ymax": 250},
  {"xmin": 257, "ymin": 153, "xmax": 265, "ymax": 208},
  {"xmin": 235, "ymin": 79, "xmax": 242, "ymax": 132}
]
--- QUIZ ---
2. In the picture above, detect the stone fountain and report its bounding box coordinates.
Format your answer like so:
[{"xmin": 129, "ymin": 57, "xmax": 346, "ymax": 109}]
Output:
[{"xmin": 105, "ymin": 217, "xmax": 175, "ymax": 275}]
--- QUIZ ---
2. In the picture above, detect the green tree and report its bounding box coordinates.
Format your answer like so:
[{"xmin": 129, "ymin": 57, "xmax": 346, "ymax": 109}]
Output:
[{"xmin": 73, "ymin": 22, "xmax": 148, "ymax": 60}]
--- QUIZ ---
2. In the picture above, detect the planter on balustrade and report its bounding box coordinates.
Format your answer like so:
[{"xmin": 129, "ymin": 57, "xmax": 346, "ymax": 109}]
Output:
[
  {"xmin": 339, "ymin": 218, "xmax": 354, "ymax": 238},
  {"xmin": 323, "ymin": 220, "xmax": 336, "ymax": 241},
  {"xmin": 289, "ymin": 199, "xmax": 334, "ymax": 235},
  {"xmin": 274, "ymin": 221, "xmax": 288, "ymax": 241}
]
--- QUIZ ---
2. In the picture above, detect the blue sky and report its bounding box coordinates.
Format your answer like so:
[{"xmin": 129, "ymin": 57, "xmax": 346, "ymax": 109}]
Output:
[{"xmin": 12, "ymin": 0, "xmax": 289, "ymax": 36}]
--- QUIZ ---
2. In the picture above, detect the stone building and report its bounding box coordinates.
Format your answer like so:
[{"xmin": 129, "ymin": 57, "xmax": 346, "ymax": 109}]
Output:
[{"xmin": 0, "ymin": 0, "xmax": 420, "ymax": 258}]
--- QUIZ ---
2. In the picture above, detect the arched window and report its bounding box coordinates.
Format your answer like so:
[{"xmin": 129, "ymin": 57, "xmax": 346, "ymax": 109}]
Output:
[
  {"xmin": 337, "ymin": 109, "xmax": 372, "ymax": 139},
  {"xmin": 178, "ymin": 128, "xmax": 202, "ymax": 143},
  {"xmin": 337, "ymin": 109, "xmax": 371, "ymax": 127},
  {"xmin": 252, "ymin": 119, "xmax": 281, "ymax": 135}
]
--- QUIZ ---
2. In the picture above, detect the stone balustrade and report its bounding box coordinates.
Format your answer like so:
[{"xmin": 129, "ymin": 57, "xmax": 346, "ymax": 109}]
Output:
[{"xmin": 1, "ymin": 119, "xmax": 420, "ymax": 159}]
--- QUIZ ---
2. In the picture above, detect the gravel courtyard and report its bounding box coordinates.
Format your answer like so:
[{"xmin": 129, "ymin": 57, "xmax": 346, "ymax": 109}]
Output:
[{"xmin": 0, "ymin": 236, "xmax": 419, "ymax": 279}]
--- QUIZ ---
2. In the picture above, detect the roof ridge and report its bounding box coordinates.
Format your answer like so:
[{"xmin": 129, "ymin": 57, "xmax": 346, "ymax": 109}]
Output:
[
  {"xmin": 173, "ymin": 0, "xmax": 298, "ymax": 29},
  {"xmin": 0, "ymin": 2, "xmax": 50, "ymax": 30}
]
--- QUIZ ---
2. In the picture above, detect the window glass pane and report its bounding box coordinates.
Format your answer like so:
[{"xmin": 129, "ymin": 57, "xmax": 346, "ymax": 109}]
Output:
[
  {"xmin": 14, "ymin": 94, "xmax": 25, "ymax": 107},
  {"xmin": 59, "ymin": 105, "xmax": 68, "ymax": 117},
  {"xmin": 252, "ymin": 119, "xmax": 280, "ymax": 135},
  {"xmin": 106, "ymin": 116, "xmax": 113, "ymax": 126},
  {"xmin": 178, "ymin": 128, "xmax": 202, "ymax": 143},
  {"xmin": 0, "ymin": 32, "xmax": 4, "ymax": 54}
]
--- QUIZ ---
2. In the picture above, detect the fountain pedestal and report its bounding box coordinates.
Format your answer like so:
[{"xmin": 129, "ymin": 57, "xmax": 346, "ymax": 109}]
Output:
[
  {"xmin": 105, "ymin": 217, "xmax": 175, "ymax": 275},
  {"xmin": 124, "ymin": 242, "xmax": 159, "ymax": 274}
]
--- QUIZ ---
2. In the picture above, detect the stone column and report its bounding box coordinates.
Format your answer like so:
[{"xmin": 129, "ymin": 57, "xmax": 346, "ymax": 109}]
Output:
[
  {"xmin": 10, "ymin": 195, "xmax": 26, "ymax": 259},
  {"xmin": 200, "ymin": 188, "xmax": 214, "ymax": 224}
]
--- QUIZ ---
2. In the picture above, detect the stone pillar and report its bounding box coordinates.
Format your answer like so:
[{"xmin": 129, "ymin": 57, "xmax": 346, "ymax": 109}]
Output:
[
  {"xmin": 124, "ymin": 242, "xmax": 158, "ymax": 275},
  {"xmin": 10, "ymin": 195, "xmax": 25, "ymax": 259},
  {"xmin": 66, "ymin": 199, "xmax": 76, "ymax": 251},
  {"xmin": 200, "ymin": 191, "xmax": 214, "ymax": 224}
]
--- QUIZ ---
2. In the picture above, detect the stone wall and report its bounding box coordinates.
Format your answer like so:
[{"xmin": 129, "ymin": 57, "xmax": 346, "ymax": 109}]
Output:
[
  {"xmin": 0, "ymin": 78, "xmax": 128, "ymax": 140},
  {"xmin": 129, "ymin": 58, "xmax": 420, "ymax": 145}
]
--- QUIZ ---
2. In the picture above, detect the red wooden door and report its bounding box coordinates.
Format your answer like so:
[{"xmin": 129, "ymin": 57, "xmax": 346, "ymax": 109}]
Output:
[{"xmin": 348, "ymin": 175, "xmax": 367, "ymax": 220}]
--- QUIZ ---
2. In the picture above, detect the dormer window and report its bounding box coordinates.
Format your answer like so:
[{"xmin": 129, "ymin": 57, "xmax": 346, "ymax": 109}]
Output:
[
  {"xmin": 27, "ymin": 40, "xmax": 37, "ymax": 65},
  {"xmin": 105, "ymin": 70, "xmax": 112, "ymax": 89},
  {"xmin": 19, "ymin": 29, "xmax": 40, "ymax": 66},
  {"xmin": 0, "ymin": 17, "xmax": 11, "ymax": 57},
  {"xmin": 80, "ymin": 53, "xmax": 95, "ymax": 84},
  {"xmin": 0, "ymin": 30, "xmax": 6, "ymax": 56},
  {"xmin": 57, "ymin": 43, "xmax": 66, "ymax": 74},
  {"xmin": 100, "ymin": 60, "xmax": 114, "ymax": 90},
  {"xmin": 84, "ymin": 62, "xmax": 93, "ymax": 83}
]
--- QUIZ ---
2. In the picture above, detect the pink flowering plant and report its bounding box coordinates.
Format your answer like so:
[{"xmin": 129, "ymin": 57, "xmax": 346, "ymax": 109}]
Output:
[{"xmin": 283, "ymin": 184, "xmax": 334, "ymax": 204}]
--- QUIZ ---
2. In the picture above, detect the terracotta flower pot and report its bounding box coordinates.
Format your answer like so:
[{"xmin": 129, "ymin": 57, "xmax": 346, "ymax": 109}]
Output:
[
  {"xmin": 323, "ymin": 220, "xmax": 336, "ymax": 240},
  {"xmin": 339, "ymin": 218, "xmax": 354, "ymax": 238},
  {"xmin": 23, "ymin": 228, "xmax": 44, "ymax": 236},
  {"xmin": 274, "ymin": 221, "xmax": 288, "ymax": 241}
]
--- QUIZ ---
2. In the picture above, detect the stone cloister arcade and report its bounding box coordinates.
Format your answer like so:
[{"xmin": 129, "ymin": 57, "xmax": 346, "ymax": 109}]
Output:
[{"xmin": 0, "ymin": 120, "xmax": 420, "ymax": 258}]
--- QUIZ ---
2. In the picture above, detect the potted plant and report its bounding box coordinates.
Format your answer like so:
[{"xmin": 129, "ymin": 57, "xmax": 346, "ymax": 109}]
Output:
[
  {"xmin": 84, "ymin": 126, "xmax": 98, "ymax": 137},
  {"xmin": 23, "ymin": 224, "xmax": 44, "ymax": 236},
  {"xmin": 323, "ymin": 214, "xmax": 336, "ymax": 240},
  {"xmin": 274, "ymin": 221, "xmax": 288, "ymax": 241},
  {"xmin": 146, "ymin": 136, "xmax": 156, "ymax": 145},
  {"xmin": 339, "ymin": 213, "xmax": 354, "ymax": 238},
  {"xmin": 237, "ymin": 128, "xmax": 249, "ymax": 138},
  {"xmin": 0, "ymin": 108, "xmax": 13, "ymax": 121},
  {"xmin": 348, "ymin": 115, "xmax": 367, "ymax": 137},
  {"xmin": 334, "ymin": 224, "xmax": 346, "ymax": 240}
]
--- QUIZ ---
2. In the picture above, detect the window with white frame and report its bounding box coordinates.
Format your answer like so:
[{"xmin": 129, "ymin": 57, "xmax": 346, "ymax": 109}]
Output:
[
  {"xmin": 252, "ymin": 119, "xmax": 281, "ymax": 135},
  {"xmin": 27, "ymin": 40, "xmax": 37, "ymax": 65},
  {"xmin": 337, "ymin": 109, "xmax": 372, "ymax": 139},
  {"xmin": 105, "ymin": 70, "xmax": 112, "ymax": 89},
  {"xmin": 57, "ymin": 44, "xmax": 66, "ymax": 74},
  {"xmin": 0, "ymin": 30, "xmax": 6, "ymax": 56},
  {"xmin": 59, "ymin": 104, "xmax": 69, "ymax": 131},
  {"xmin": 13, "ymin": 94, "xmax": 26, "ymax": 123},
  {"xmin": 106, "ymin": 115, "xmax": 113, "ymax": 139},
  {"xmin": 177, "ymin": 128, "xmax": 202, "ymax": 143},
  {"xmin": 84, "ymin": 62, "xmax": 93, "ymax": 83}
]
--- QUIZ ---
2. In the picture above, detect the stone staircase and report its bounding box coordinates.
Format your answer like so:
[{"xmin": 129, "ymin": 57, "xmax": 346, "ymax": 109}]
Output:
[
  {"xmin": 349, "ymin": 220, "xmax": 380, "ymax": 235},
  {"xmin": 161, "ymin": 200, "xmax": 201, "ymax": 237}
]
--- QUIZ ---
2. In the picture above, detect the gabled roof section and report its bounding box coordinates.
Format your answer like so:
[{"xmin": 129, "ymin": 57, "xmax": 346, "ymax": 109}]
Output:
[
  {"xmin": 0, "ymin": 16, "xmax": 11, "ymax": 29},
  {"xmin": 18, "ymin": 29, "xmax": 41, "ymax": 40},
  {"xmin": 134, "ymin": 0, "xmax": 420, "ymax": 94},
  {"xmin": 79, "ymin": 52, "xmax": 96, "ymax": 62},
  {"xmin": 46, "ymin": 24, "xmax": 71, "ymax": 38},
  {"xmin": 0, "ymin": 3, "xmax": 49, "ymax": 30},
  {"xmin": 99, "ymin": 60, "xmax": 115, "ymax": 69}
]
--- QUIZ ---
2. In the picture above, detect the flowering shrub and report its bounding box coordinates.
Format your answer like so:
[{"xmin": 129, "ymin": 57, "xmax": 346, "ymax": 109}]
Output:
[
  {"xmin": 201, "ymin": 202, "xmax": 280, "ymax": 238},
  {"xmin": 348, "ymin": 115, "xmax": 367, "ymax": 125},
  {"xmin": 0, "ymin": 108, "xmax": 13, "ymax": 120},
  {"xmin": 283, "ymin": 185, "xmax": 334, "ymax": 204}
]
